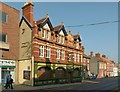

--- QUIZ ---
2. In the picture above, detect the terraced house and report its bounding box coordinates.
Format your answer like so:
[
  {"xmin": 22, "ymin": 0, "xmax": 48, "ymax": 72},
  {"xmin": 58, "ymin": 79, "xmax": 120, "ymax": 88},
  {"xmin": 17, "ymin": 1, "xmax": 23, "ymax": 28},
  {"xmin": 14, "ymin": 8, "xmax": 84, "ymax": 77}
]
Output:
[{"xmin": 18, "ymin": 1, "xmax": 85, "ymax": 86}]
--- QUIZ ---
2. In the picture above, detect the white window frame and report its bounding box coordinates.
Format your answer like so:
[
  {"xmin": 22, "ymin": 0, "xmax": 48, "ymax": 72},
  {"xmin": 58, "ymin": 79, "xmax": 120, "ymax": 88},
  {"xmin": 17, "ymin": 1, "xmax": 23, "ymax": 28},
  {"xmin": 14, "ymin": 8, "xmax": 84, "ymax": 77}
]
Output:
[
  {"xmin": 42, "ymin": 30, "xmax": 45, "ymax": 38},
  {"xmin": 46, "ymin": 31, "xmax": 51, "ymax": 40},
  {"xmin": 39, "ymin": 45, "xmax": 44, "ymax": 57},
  {"xmin": 61, "ymin": 50, "xmax": 65, "ymax": 60},
  {"xmin": 76, "ymin": 43, "xmax": 79, "ymax": 49},
  {"xmin": 80, "ymin": 54, "xmax": 82, "ymax": 62},
  {"xmin": 46, "ymin": 47, "xmax": 51, "ymax": 58},
  {"xmin": 57, "ymin": 35, "xmax": 60, "ymax": 43},
  {"xmin": 74, "ymin": 53, "xmax": 76, "ymax": 62},
  {"xmin": 56, "ymin": 49, "xmax": 60, "ymax": 59},
  {"xmin": 62, "ymin": 36, "xmax": 65, "ymax": 44},
  {"xmin": 77, "ymin": 54, "xmax": 79, "ymax": 62}
]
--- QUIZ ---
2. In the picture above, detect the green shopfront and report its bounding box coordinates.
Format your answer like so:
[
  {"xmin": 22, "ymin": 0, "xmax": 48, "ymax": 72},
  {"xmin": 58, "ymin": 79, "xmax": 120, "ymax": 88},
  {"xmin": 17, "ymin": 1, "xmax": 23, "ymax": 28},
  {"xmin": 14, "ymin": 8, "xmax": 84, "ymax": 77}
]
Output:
[{"xmin": 0, "ymin": 59, "xmax": 16, "ymax": 84}]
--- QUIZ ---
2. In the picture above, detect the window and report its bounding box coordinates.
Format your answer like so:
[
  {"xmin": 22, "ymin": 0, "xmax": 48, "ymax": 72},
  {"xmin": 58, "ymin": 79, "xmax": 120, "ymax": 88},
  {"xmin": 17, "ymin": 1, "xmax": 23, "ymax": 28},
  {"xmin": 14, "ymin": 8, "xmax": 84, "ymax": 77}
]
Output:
[
  {"xmin": 80, "ymin": 54, "xmax": 82, "ymax": 62},
  {"xmin": 0, "ymin": 33, "xmax": 7, "ymax": 43},
  {"xmin": 68, "ymin": 53, "xmax": 72, "ymax": 61},
  {"xmin": 87, "ymin": 64, "xmax": 90, "ymax": 70},
  {"xmin": 42, "ymin": 30, "xmax": 45, "ymax": 38},
  {"xmin": 0, "ymin": 12, "xmax": 8, "ymax": 23},
  {"xmin": 40, "ymin": 46, "xmax": 44, "ymax": 57},
  {"xmin": 56, "ymin": 49, "xmax": 60, "ymax": 59},
  {"xmin": 23, "ymin": 71, "xmax": 30, "ymax": 80},
  {"xmin": 76, "ymin": 43, "xmax": 79, "ymax": 49},
  {"xmin": 57, "ymin": 35, "xmax": 60, "ymax": 43},
  {"xmin": 61, "ymin": 36, "xmax": 65, "ymax": 44},
  {"xmin": 46, "ymin": 47, "xmax": 51, "ymax": 58},
  {"xmin": 77, "ymin": 54, "xmax": 79, "ymax": 62},
  {"xmin": 46, "ymin": 31, "xmax": 51, "ymax": 40},
  {"xmin": 74, "ymin": 53, "xmax": 76, "ymax": 62},
  {"xmin": 61, "ymin": 50, "xmax": 65, "ymax": 60}
]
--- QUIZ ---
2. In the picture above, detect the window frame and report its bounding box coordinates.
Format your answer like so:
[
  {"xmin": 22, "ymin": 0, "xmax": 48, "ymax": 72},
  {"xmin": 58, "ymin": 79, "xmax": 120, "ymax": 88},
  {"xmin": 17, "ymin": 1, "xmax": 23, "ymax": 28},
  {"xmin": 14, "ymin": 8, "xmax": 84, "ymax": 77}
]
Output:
[
  {"xmin": 0, "ymin": 12, "xmax": 8, "ymax": 23},
  {"xmin": 56, "ymin": 49, "xmax": 60, "ymax": 59},
  {"xmin": 61, "ymin": 36, "xmax": 65, "ymax": 44},
  {"xmin": 39, "ymin": 45, "xmax": 44, "ymax": 57},
  {"xmin": 42, "ymin": 29, "xmax": 45, "ymax": 38},
  {"xmin": 0, "ymin": 33, "xmax": 7, "ymax": 43},
  {"xmin": 46, "ymin": 47, "xmax": 51, "ymax": 58},
  {"xmin": 74, "ymin": 53, "xmax": 76, "ymax": 62},
  {"xmin": 61, "ymin": 50, "xmax": 65, "ymax": 60},
  {"xmin": 77, "ymin": 54, "xmax": 80, "ymax": 62},
  {"xmin": 57, "ymin": 35, "xmax": 60, "ymax": 43}
]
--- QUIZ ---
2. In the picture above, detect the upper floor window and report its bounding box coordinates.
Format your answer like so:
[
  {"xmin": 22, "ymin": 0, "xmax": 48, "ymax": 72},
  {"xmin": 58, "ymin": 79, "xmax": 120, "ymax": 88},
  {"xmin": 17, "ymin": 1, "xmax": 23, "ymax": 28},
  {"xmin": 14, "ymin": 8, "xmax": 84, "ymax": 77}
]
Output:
[
  {"xmin": 42, "ymin": 30, "xmax": 45, "ymax": 38},
  {"xmin": 0, "ymin": 12, "xmax": 8, "ymax": 23},
  {"xmin": 76, "ymin": 43, "xmax": 79, "ymax": 49},
  {"xmin": 61, "ymin": 50, "xmax": 65, "ymax": 60},
  {"xmin": 57, "ymin": 35, "xmax": 60, "ymax": 43},
  {"xmin": 39, "ymin": 45, "xmax": 44, "ymax": 57},
  {"xmin": 68, "ymin": 53, "xmax": 72, "ymax": 61},
  {"xmin": 80, "ymin": 54, "xmax": 82, "ymax": 62},
  {"xmin": 77, "ymin": 54, "xmax": 80, "ymax": 62},
  {"xmin": 61, "ymin": 36, "xmax": 65, "ymax": 44},
  {"xmin": 46, "ymin": 47, "xmax": 51, "ymax": 58},
  {"xmin": 56, "ymin": 49, "xmax": 60, "ymax": 59},
  {"xmin": 74, "ymin": 53, "xmax": 76, "ymax": 62},
  {"xmin": 0, "ymin": 32, "xmax": 7, "ymax": 43},
  {"xmin": 46, "ymin": 31, "xmax": 51, "ymax": 40}
]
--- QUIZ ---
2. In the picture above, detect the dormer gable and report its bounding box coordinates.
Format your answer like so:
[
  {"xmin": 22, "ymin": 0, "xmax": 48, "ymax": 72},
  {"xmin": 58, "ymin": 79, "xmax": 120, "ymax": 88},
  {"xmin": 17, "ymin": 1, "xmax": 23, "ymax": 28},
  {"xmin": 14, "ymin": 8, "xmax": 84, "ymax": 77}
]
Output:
[
  {"xmin": 74, "ymin": 34, "xmax": 81, "ymax": 42},
  {"xmin": 54, "ymin": 22, "xmax": 67, "ymax": 36},
  {"xmin": 36, "ymin": 14, "xmax": 54, "ymax": 31}
]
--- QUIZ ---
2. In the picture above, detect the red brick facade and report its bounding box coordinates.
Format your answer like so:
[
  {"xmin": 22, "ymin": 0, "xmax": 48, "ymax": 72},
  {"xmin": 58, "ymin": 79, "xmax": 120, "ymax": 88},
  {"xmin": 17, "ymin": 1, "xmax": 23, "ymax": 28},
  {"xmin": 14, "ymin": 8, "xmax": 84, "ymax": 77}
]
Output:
[{"xmin": 0, "ymin": 2, "xmax": 20, "ymax": 60}]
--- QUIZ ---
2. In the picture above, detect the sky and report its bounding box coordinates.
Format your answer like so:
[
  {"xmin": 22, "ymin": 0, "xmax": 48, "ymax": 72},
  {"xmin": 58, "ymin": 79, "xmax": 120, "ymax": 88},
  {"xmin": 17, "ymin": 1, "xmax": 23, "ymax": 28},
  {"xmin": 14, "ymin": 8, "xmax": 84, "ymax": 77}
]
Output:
[{"xmin": 4, "ymin": 1, "xmax": 118, "ymax": 62}]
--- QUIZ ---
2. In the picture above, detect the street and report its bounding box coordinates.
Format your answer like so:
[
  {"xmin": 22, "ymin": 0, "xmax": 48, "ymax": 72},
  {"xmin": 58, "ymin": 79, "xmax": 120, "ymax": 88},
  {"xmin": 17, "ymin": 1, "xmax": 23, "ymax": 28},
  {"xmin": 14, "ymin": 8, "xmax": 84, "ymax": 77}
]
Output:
[
  {"xmin": 2, "ymin": 77, "xmax": 119, "ymax": 92},
  {"xmin": 42, "ymin": 77, "xmax": 119, "ymax": 91}
]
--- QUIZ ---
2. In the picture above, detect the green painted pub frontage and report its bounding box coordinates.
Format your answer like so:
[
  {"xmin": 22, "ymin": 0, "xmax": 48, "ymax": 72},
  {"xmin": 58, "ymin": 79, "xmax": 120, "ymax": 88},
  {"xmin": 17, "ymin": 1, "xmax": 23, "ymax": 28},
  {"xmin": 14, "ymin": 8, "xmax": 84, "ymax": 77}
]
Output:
[{"xmin": 34, "ymin": 62, "xmax": 82, "ymax": 86}]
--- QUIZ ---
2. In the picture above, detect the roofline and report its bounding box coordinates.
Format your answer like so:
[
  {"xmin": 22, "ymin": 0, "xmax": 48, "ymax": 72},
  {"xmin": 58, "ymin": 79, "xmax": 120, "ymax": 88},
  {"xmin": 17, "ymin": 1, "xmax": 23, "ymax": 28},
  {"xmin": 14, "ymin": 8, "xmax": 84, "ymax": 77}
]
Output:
[{"xmin": 1, "ymin": 2, "xmax": 20, "ymax": 12}]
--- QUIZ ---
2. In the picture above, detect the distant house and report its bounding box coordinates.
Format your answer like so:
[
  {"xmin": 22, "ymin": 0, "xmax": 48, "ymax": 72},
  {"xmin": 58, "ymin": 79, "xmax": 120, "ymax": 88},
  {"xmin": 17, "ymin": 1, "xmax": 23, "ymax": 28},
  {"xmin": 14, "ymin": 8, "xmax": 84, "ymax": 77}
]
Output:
[
  {"xmin": 101, "ymin": 55, "xmax": 114, "ymax": 77},
  {"xmin": 89, "ymin": 52, "xmax": 106, "ymax": 78},
  {"xmin": 113, "ymin": 64, "xmax": 118, "ymax": 77}
]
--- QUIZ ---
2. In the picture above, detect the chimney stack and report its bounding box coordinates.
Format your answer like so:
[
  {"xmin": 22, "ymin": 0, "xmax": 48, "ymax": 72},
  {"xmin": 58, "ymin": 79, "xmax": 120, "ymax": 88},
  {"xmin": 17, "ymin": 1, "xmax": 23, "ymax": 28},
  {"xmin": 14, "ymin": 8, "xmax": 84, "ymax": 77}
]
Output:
[
  {"xmin": 95, "ymin": 53, "xmax": 100, "ymax": 58},
  {"xmin": 22, "ymin": 1, "xmax": 34, "ymax": 26},
  {"xmin": 90, "ymin": 51, "xmax": 94, "ymax": 57}
]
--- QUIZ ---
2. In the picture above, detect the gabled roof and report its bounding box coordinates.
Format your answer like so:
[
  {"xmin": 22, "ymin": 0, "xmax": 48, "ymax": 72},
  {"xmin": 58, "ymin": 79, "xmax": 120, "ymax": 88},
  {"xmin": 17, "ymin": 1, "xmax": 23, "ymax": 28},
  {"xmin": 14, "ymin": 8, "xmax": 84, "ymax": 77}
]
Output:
[
  {"xmin": 83, "ymin": 54, "xmax": 91, "ymax": 59},
  {"xmin": 101, "ymin": 57, "xmax": 112, "ymax": 63},
  {"xmin": 73, "ymin": 34, "xmax": 81, "ymax": 42},
  {"xmin": 89, "ymin": 56, "xmax": 104, "ymax": 62},
  {"xmin": 37, "ymin": 15, "xmax": 54, "ymax": 31},
  {"xmin": 54, "ymin": 24, "xmax": 67, "ymax": 36},
  {"xmin": 19, "ymin": 16, "xmax": 32, "ymax": 29}
]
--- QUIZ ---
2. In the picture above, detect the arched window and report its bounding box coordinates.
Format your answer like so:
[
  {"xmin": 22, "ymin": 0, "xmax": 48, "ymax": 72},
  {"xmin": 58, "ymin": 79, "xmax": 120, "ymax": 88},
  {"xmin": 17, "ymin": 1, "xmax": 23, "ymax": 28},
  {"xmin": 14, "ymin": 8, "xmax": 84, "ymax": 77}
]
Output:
[{"xmin": 37, "ymin": 67, "xmax": 51, "ymax": 79}]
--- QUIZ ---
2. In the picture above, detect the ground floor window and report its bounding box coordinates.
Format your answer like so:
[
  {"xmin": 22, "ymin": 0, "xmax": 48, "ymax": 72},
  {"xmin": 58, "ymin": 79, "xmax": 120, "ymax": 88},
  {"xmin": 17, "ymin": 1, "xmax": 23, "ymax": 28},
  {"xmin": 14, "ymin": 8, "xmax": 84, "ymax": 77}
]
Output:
[{"xmin": 37, "ymin": 67, "xmax": 51, "ymax": 80}]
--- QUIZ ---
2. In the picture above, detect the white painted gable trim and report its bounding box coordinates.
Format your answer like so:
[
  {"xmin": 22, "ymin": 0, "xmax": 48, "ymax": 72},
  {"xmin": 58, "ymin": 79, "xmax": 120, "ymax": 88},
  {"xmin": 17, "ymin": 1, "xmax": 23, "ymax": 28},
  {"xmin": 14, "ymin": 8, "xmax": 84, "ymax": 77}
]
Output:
[
  {"xmin": 43, "ymin": 23, "xmax": 50, "ymax": 30},
  {"xmin": 59, "ymin": 30, "xmax": 64, "ymax": 36}
]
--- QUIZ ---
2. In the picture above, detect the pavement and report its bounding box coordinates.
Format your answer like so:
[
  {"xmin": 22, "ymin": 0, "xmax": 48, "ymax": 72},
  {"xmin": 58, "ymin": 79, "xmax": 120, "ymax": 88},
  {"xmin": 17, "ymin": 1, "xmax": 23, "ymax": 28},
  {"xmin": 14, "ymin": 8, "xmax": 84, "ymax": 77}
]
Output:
[
  {"xmin": 1, "ymin": 78, "xmax": 119, "ymax": 92},
  {"xmin": 2, "ymin": 81, "xmax": 83, "ymax": 91}
]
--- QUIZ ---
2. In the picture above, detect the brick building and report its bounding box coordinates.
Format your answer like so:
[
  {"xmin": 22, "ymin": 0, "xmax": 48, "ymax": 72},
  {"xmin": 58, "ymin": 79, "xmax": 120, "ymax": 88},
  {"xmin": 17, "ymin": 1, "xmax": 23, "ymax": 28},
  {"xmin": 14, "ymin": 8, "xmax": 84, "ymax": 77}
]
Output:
[
  {"xmin": 89, "ymin": 52, "xmax": 107, "ymax": 78},
  {"xmin": 0, "ymin": 2, "xmax": 20, "ymax": 84},
  {"xmin": 18, "ymin": 1, "xmax": 84, "ymax": 86},
  {"xmin": 101, "ymin": 55, "xmax": 114, "ymax": 77}
]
